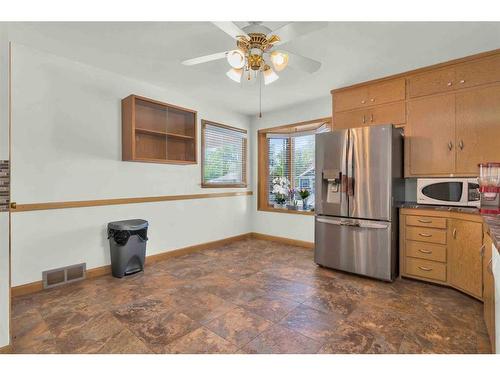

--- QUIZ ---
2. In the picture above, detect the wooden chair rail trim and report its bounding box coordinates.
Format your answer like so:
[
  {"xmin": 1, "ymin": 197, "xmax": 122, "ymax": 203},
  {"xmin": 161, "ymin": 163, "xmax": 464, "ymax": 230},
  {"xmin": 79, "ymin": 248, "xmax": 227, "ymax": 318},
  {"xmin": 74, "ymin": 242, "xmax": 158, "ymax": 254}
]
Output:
[
  {"xmin": 10, "ymin": 232, "xmax": 312, "ymax": 297},
  {"xmin": 330, "ymin": 48, "xmax": 500, "ymax": 94},
  {"xmin": 10, "ymin": 191, "xmax": 253, "ymax": 212}
]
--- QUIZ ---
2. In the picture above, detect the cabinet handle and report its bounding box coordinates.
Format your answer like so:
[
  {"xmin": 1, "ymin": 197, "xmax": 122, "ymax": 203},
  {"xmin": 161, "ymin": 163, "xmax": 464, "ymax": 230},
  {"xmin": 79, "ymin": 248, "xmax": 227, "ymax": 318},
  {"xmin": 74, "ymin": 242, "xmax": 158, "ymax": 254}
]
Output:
[
  {"xmin": 370, "ymin": 98, "xmax": 375, "ymax": 103},
  {"xmin": 488, "ymin": 258, "xmax": 493, "ymax": 275},
  {"xmin": 418, "ymin": 266, "xmax": 433, "ymax": 271},
  {"xmin": 459, "ymin": 79, "xmax": 465, "ymax": 84},
  {"xmin": 417, "ymin": 219, "xmax": 432, "ymax": 223},
  {"xmin": 447, "ymin": 81, "xmax": 453, "ymax": 87},
  {"xmin": 448, "ymin": 141, "xmax": 453, "ymax": 151},
  {"xmin": 418, "ymin": 249, "xmax": 433, "ymax": 254},
  {"xmin": 458, "ymin": 140, "xmax": 464, "ymax": 150},
  {"xmin": 419, "ymin": 233, "xmax": 432, "ymax": 238},
  {"xmin": 362, "ymin": 115, "xmax": 366, "ymax": 124},
  {"xmin": 480, "ymin": 244, "xmax": 485, "ymax": 257},
  {"xmin": 370, "ymin": 114, "xmax": 374, "ymax": 122},
  {"xmin": 361, "ymin": 100, "xmax": 366, "ymax": 104},
  {"xmin": 452, "ymin": 228, "xmax": 457, "ymax": 239}
]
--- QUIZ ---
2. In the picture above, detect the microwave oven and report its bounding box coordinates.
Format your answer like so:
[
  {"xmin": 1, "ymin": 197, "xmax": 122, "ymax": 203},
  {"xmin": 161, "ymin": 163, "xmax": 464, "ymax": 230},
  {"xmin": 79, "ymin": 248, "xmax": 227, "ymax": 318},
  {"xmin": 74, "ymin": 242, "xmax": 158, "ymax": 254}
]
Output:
[{"xmin": 416, "ymin": 178, "xmax": 480, "ymax": 207}]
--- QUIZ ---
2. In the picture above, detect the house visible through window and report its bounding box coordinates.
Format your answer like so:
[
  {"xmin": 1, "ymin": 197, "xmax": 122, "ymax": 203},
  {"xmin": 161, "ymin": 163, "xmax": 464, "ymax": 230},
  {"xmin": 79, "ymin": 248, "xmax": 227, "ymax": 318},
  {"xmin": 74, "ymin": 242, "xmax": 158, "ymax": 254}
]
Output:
[
  {"xmin": 259, "ymin": 119, "xmax": 330, "ymax": 213},
  {"xmin": 201, "ymin": 120, "xmax": 247, "ymax": 188}
]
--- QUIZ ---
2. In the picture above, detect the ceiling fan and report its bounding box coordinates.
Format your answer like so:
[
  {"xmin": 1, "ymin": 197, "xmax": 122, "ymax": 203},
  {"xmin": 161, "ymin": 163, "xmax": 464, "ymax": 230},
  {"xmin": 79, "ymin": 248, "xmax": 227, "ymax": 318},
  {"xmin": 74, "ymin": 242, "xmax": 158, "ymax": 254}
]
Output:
[{"xmin": 182, "ymin": 22, "xmax": 326, "ymax": 85}]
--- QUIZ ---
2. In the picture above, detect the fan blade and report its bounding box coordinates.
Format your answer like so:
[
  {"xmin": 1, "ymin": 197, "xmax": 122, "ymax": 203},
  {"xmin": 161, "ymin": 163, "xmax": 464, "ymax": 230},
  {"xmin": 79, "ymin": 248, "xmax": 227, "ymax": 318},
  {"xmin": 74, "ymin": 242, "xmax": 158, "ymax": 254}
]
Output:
[
  {"xmin": 182, "ymin": 51, "xmax": 227, "ymax": 66},
  {"xmin": 271, "ymin": 22, "xmax": 328, "ymax": 46},
  {"xmin": 284, "ymin": 50, "xmax": 321, "ymax": 73},
  {"xmin": 212, "ymin": 22, "xmax": 248, "ymax": 40}
]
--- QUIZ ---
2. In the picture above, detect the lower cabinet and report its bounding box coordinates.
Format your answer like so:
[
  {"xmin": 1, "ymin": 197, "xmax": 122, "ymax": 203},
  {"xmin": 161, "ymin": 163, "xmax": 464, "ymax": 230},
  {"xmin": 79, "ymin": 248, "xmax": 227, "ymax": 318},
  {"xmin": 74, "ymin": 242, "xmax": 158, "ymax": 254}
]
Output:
[
  {"xmin": 448, "ymin": 218, "xmax": 483, "ymax": 299},
  {"xmin": 483, "ymin": 231, "xmax": 496, "ymax": 352},
  {"xmin": 400, "ymin": 208, "xmax": 483, "ymax": 300}
]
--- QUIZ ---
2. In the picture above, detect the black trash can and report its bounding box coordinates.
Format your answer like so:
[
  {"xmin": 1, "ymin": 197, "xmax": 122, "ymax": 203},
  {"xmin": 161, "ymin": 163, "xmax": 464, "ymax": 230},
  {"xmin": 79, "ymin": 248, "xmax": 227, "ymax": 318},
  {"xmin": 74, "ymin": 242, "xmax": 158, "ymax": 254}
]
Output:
[{"xmin": 107, "ymin": 219, "xmax": 148, "ymax": 278}]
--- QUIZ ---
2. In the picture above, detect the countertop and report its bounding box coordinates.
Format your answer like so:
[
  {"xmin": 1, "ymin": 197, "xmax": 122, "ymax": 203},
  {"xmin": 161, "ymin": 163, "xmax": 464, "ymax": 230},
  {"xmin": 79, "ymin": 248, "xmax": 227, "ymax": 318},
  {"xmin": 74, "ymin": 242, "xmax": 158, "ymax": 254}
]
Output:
[{"xmin": 399, "ymin": 202, "xmax": 500, "ymax": 250}]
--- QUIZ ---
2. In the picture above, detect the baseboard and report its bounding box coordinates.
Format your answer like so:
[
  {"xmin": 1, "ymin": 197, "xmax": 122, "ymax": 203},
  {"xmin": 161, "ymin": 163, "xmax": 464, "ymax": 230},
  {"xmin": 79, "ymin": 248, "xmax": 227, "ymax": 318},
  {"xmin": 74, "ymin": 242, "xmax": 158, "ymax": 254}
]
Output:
[
  {"xmin": 0, "ymin": 344, "xmax": 12, "ymax": 354},
  {"xmin": 11, "ymin": 232, "xmax": 313, "ymax": 297},
  {"xmin": 11, "ymin": 233, "xmax": 252, "ymax": 297},
  {"xmin": 249, "ymin": 232, "xmax": 314, "ymax": 249}
]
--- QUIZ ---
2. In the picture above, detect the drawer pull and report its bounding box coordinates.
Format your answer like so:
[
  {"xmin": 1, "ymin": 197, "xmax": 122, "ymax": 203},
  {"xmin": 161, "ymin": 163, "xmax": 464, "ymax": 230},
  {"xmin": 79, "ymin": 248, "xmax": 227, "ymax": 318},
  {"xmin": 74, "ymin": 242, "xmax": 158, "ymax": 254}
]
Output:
[
  {"xmin": 418, "ymin": 266, "xmax": 433, "ymax": 272},
  {"xmin": 418, "ymin": 249, "xmax": 432, "ymax": 254},
  {"xmin": 417, "ymin": 219, "xmax": 432, "ymax": 223},
  {"xmin": 418, "ymin": 233, "xmax": 432, "ymax": 238}
]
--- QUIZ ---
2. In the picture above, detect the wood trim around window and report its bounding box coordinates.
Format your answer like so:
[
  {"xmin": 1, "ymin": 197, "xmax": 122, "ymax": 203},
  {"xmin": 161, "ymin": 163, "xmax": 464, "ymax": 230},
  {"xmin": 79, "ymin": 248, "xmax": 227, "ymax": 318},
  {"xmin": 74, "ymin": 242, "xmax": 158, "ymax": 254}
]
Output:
[
  {"xmin": 201, "ymin": 119, "xmax": 248, "ymax": 188},
  {"xmin": 257, "ymin": 117, "xmax": 331, "ymax": 215}
]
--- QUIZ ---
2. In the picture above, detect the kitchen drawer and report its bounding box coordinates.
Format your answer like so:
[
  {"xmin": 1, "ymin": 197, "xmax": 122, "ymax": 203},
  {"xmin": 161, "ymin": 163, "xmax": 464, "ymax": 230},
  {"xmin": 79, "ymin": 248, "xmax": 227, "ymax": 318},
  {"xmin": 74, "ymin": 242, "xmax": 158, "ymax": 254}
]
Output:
[
  {"xmin": 406, "ymin": 226, "xmax": 447, "ymax": 244},
  {"xmin": 408, "ymin": 67, "xmax": 455, "ymax": 98},
  {"xmin": 405, "ymin": 215, "xmax": 447, "ymax": 229},
  {"xmin": 367, "ymin": 78, "xmax": 406, "ymax": 106},
  {"xmin": 334, "ymin": 86, "xmax": 369, "ymax": 112},
  {"xmin": 455, "ymin": 54, "xmax": 500, "ymax": 90},
  {"xmin": 406, "ymin": 240, "xmax": 447, "ymax": 262},
  {"xmin": 406, "ymin": 257, "xmax": 447, "ymax": 282},
  {"xmin": 368, "ymin": 101, "xmax": 406, "ymax": 126}
]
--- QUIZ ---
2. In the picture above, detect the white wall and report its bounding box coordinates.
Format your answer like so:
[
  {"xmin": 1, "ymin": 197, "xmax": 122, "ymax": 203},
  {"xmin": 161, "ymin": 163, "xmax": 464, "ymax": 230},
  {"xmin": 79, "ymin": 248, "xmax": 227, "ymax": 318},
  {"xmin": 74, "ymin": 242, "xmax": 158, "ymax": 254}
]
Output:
[
  {"xmin": 10, "ymin": 43, "xmax": 253, "ymax": 286},
  {"xmin": 0, "ymin": 28, "xmax": 10, "ymax": 348},
  {"xmin": 250, "ymin": 96, "xmax": 331, "ymax": 243}
]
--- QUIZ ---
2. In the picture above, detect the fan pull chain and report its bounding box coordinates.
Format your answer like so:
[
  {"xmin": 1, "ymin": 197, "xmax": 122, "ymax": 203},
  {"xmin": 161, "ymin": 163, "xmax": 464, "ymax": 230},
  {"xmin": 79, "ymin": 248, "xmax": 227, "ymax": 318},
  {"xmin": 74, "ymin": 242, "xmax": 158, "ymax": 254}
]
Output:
[{"xmin": 259, "ymin": 71, "xmax": 262, "ymax": 118}]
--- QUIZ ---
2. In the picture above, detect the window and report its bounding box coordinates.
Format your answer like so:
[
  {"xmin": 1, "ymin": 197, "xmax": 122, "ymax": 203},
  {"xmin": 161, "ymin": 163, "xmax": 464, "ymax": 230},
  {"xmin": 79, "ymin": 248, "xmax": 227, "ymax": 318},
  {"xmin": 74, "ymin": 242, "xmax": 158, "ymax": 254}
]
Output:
[
  {"xmin": 201, "ymin": 120, "xmax": 247, "ymax": 188},
  {"xmin": 258, "ymin": 118, "xmax": 330, "ymax": 214}
]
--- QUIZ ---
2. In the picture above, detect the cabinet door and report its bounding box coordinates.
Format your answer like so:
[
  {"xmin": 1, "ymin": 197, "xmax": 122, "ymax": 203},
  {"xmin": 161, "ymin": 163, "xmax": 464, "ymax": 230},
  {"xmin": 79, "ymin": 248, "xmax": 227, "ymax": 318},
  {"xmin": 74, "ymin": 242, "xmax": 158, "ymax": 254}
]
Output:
[
  {"xmin": 334, "ymin": 86, "xmax": 368, "ymax": 112},
  {"xmin": 334, "ymin": 108, "xmax": 369, "ymax": 128},
  {"xmin": 368, "ymin": 101, "xmax": 406, "ymax": 126},
  {"xmin": 448, "ymin": 219, "xmax": 483, "ymax": 299},
  {"xmin": 408, "ymin": 94, "xmax": 455, "ymax": 175},
  {"xmin": 483, "ymin": 232, "xmax": 496, "ymax": 350},
  {"xmin": 409, "ymin": 67, "xmax": 456, "ymax": 98},
  {"xmin": 455, "ymin": 85, "xmax": 500, "ymax": 175},
  {"xmin": 367, "ymin": 78, "xmax": 406, "ymax": 106},
  {"xmin": 455, "ymin": 54, "xmax": 500, "ymax": 90}
]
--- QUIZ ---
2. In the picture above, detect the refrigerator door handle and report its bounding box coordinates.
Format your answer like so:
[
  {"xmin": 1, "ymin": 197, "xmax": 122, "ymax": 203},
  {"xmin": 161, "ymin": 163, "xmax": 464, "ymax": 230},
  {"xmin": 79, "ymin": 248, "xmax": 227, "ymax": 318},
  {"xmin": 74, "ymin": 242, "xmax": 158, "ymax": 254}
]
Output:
[
  {"xmin": 316, "ymin": 217, "xmax": 388, "ymax": 229},
  {"xmin": 347, "ymin": 130, "xmax": 354, "ymax": 197}
]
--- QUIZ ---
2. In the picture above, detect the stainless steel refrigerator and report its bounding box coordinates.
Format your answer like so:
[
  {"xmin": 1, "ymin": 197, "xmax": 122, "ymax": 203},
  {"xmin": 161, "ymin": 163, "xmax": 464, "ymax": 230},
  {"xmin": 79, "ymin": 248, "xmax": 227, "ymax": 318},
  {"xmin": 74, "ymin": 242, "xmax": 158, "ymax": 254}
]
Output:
[{"xmin": 314, "ymin": 124, "xmax": 403, "ymax": 281}]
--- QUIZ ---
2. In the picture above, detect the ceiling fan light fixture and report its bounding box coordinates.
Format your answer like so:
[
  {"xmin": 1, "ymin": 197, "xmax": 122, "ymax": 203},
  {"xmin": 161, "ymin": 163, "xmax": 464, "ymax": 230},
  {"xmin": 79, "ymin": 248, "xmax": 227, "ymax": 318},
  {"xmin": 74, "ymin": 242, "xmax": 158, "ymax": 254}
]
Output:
[
  {"xmin": 270, "ymin": 50, "xmax": 289, "ymax": 72},
  {"xmin": 263, "ymin": 65, "xmax": 279, "ymax": 85},
  {"xmin": 226, "ymin": 49, "xmax": 245, "ymax": 69},
  {"xmin": 226, "ymin": 68, "xmax": 243, "ymax": 83}
]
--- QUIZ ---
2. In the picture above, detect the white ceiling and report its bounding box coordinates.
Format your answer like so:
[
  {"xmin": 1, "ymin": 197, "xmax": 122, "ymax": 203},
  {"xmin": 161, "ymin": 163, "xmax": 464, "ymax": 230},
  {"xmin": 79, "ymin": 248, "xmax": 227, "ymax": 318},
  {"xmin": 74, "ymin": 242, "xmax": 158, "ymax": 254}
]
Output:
[{"xmin": 6, "ymin": 22, "xmax": 500, "ymax": 116}]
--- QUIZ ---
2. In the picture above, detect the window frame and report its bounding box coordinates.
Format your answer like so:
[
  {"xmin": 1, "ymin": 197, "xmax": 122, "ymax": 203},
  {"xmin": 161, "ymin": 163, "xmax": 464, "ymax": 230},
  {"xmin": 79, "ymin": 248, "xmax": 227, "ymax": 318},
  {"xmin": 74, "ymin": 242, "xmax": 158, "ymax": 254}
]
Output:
[
  {"xmin": 201, "ymin": 119, "xmax": 248, "ymax": 188},
  {"xmin": 257, "ymin": 117, "xmax": 331, "ymax": 215}
]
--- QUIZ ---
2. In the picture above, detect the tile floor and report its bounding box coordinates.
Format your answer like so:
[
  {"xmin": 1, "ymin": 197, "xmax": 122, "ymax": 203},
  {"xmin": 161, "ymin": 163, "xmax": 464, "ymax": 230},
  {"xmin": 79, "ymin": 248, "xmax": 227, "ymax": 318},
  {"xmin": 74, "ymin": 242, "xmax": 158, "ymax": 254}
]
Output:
[{"xmin": 9, "ymin": 238, "xmax": 491, "ymax": 354}]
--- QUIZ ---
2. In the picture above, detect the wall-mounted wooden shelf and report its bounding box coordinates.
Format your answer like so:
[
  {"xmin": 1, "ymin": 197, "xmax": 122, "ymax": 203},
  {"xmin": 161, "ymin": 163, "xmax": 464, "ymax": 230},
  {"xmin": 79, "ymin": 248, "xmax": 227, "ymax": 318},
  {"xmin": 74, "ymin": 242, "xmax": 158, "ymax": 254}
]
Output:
[{"xmin": 122, "ymin": 95, "xmax": 197, "ymax": 164}]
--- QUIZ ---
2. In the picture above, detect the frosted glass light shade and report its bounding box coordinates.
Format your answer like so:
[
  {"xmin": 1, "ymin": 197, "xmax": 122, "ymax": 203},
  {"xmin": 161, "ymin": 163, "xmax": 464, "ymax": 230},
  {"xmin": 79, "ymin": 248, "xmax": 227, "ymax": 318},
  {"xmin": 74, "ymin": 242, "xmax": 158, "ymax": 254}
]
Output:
[
  {"xmin": 263, "ymin": 66, "xmax": 279, "ymax": 85},
  {"xmin": 226, "ymin": 50, "xmax": 245, "ymax": 69},
  {"xmin": 226, "ymin": 68, "xmax": 243, "ymax": 83},
  {"xmin": 270, "ymin": 51, "xmax": 289, "ymax": 72}
]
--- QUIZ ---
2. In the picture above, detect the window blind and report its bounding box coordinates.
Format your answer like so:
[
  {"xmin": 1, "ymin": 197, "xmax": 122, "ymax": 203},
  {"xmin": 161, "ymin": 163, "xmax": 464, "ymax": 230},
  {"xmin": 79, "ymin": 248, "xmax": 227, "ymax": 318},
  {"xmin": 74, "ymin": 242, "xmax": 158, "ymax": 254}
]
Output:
[{"xmin": 202, "ymin": 122, "xmax": 247, "ymax": 186}]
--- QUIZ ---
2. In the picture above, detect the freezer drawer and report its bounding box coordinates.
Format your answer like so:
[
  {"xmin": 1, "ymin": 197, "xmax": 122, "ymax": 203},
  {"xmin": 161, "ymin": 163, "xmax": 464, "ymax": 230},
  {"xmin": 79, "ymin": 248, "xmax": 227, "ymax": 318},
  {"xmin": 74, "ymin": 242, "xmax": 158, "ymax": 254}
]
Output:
[{"xmin": 314, "ymin": 216, "xmax": 395, "ymax": 281}]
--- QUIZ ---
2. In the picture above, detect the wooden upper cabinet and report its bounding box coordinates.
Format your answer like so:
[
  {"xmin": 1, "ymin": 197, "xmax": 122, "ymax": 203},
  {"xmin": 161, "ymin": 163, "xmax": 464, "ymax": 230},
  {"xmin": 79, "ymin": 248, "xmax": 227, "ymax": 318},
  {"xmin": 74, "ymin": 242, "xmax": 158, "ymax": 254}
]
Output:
[
  {"xmin": 333, "ymin": 78, "xmax": 405, "ymax": 112},
  {"xmin": 334, "ymin": 86, "xmax": 368, "ymax": 112},
  {"xmin": 447, "ymin": 218, "xmax": 483, "ymax": 299},
  {"xmin": 334, "ymin": 108, "xmax": 368, "ymax": 128},
  {"xmin": 455, "ymin": 85, "xmax": 500, "ymax": 175},
  {"xmin": 455, "ymin": 54, "xmax": 500, "ymax": 90},
  {"xmin": 369, "ymin": 101, "xmax": 406, "ymax": 126},
  {"xmin": 408, "ymin": 67, "xmax": 455, "ymax": 98},
  {"xmin": 408, "ymin": 94, "xmax": 456, "ymax": 175},
  {"xmin": 367, "ymin": 78, "xmax": 406, "ymax": 106}
]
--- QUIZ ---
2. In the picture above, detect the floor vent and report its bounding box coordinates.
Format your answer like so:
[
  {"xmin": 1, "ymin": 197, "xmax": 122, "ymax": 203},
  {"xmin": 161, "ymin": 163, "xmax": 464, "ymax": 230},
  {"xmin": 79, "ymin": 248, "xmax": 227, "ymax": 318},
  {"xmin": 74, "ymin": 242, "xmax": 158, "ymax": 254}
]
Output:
[{"xmin": 42, "ymin": 263, "xmax": 86, "ymax": 289}]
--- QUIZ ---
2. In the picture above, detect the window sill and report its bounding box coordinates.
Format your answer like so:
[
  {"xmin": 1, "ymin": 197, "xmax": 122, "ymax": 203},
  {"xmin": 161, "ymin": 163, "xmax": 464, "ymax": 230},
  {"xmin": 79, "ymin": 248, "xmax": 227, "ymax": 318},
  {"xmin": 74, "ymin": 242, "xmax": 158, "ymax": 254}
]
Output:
[
  {"xmin": 258, "ymin": 206, "xmax": 315, "ymax": 216},
  {"xmin": 201, "ymin": 183, "xmax": 248, "ymax": 188}
]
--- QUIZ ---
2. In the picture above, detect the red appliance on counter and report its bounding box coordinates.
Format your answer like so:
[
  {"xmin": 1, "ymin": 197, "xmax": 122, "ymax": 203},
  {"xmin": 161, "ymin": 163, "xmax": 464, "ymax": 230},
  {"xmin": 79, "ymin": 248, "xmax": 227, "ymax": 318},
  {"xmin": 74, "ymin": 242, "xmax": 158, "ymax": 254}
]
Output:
[{"xmin": 479, "ymin": 162, "xmax": 500, "ymax": 214}]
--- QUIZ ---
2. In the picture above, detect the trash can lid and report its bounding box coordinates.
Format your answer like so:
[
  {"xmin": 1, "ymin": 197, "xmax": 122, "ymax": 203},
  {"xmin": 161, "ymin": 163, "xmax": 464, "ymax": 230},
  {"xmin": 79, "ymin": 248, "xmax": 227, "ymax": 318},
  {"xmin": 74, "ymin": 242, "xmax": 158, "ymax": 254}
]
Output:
[{"xmin": 108, "ymin": 219, "xmax": 148, "ymax": 231}]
